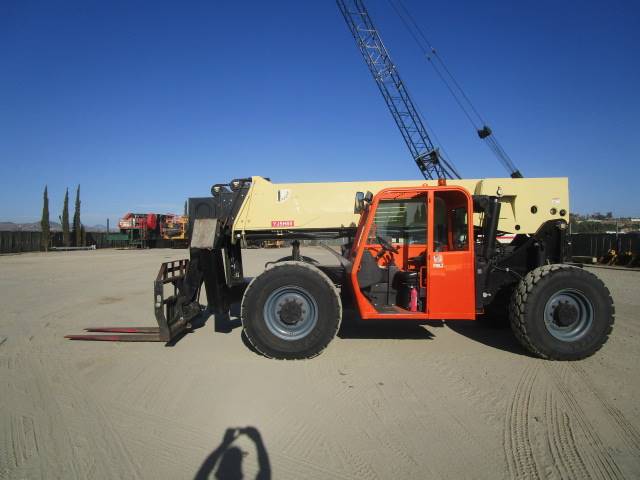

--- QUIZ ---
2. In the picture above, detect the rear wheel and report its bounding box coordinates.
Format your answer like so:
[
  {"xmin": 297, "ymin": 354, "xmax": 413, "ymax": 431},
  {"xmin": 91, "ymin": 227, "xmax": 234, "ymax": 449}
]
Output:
[
  {"xmin": 241, "ymin": 262, "xmax": 342, "ymax": 359},
  {"xmin": 509, "ymin": 264, "xmax": 614, "ymax": 360}
]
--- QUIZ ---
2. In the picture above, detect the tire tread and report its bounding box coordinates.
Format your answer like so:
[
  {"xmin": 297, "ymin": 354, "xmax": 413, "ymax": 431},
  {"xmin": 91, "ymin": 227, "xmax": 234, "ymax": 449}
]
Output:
[
  {"xmin": 509, "ymin": 264, "xmax": 615, "ymax": 360},
  {"xmin": 241, "ymin": 261, "xmax": 342, "ymax": 360}
]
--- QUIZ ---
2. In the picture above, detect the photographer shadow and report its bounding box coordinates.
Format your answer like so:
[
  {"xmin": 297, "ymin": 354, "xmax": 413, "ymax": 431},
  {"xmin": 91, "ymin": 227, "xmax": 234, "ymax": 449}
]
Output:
[{"xmin": 194, "ymin": 426, "xmax": 270, "ymax": 480}]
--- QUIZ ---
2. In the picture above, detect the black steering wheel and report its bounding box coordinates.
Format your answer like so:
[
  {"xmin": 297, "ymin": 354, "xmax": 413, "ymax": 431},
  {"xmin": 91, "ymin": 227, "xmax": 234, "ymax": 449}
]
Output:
[{"xmin": 376, "ymin": 235, "xmax": 400, "ymax": 255}]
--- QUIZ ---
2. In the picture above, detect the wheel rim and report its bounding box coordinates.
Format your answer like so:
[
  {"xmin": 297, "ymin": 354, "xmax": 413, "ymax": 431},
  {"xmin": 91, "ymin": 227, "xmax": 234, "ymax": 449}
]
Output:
[
  {"xmin": 543, "ymin": 288, "xmax": 593, "ymax": 342},
  {"xmin": 263, "ymin": 285, "xmax": 318, "ymax": 341}
]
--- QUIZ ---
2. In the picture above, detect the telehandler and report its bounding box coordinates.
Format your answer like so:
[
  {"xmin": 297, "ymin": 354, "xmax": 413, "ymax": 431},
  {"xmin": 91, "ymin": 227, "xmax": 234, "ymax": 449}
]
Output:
[{"xmin": 67, "ymin": 176, "xmax": 614, "ymax": 361}]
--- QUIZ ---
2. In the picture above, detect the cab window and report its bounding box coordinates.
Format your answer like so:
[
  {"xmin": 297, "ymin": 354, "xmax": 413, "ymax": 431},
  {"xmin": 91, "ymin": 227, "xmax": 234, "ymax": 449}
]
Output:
[
  {"xmin": 433, "ymin": 191, "xmax": 469, "ymax": 251},
  {"xmin": 368, "ymin": 198, "xmax": 427, "ymax": 245}
]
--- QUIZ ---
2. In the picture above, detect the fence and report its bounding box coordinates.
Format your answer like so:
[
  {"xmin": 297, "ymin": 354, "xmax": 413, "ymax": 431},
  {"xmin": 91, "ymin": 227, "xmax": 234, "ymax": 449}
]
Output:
[
  {"xmin": 570, "ymin": 233, "xmax": 640, "ymax": 258},
  {"xmin": 0, "ymin": 231, "xmax": 42, "ymax": 253},
  {"xmin": 0, "ymin": 231, "xmax": 124, "ymax": 254}
]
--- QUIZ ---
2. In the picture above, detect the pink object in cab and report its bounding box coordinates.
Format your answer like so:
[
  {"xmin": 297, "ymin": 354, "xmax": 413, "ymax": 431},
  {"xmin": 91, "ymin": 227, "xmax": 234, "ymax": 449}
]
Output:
[{"xmin": 409, "ymin": 287, "xmax": 418, "ymax": 312}]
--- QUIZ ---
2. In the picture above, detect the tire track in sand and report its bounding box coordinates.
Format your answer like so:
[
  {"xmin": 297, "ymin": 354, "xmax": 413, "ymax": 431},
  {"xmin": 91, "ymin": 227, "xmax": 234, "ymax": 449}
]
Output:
[
  {"xmin": 571, "ymin": 363, "xmax": 640, "ymax": 453},
  {"xmin": 260, "ymin": 366, "xmax": 380, "ymax": 480},
  {"xmin": 544, "ymin": 364, "xmax": 624, "ymax": 480},
  {"xmin": 1, "ymin": 352, "xmax": 142, "ymax": 479},
  {"xmin": 544, "ymin": 388, "xmax": 590, "ymax": 479},
  {"xmin": 505, "ymin": 362, "xmax": 628, "ymax": 480},
  {"xmin": 503, "ymin": 364, "xmax": 541, "ymax": 480}
]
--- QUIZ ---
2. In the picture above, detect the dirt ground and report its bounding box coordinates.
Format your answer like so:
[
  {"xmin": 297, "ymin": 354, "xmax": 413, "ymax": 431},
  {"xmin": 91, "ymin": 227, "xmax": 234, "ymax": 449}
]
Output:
[{"xmin": 1, "ymin": 247, "xmax": 639, "ymax": 480}]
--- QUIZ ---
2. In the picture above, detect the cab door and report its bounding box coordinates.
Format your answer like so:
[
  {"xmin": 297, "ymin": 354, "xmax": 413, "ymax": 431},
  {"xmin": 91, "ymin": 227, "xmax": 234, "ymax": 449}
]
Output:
[
  {"xmin": 350, "ymin": 189, "xmax": 429, "ymax": 319},
  {"xmin": 426, "ymin": 188, "xmax": 476, "ymax": 319}
]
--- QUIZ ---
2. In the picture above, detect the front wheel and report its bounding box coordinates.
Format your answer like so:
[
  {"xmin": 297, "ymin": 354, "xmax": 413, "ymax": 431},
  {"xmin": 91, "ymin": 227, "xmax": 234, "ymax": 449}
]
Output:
[
  {"xmin": 241, "ymin": 262, "xmax": 342, "ymax": 359},
  {"xmin": 509, "ymin": 265, "xmax": 614, "ymax": 360}
]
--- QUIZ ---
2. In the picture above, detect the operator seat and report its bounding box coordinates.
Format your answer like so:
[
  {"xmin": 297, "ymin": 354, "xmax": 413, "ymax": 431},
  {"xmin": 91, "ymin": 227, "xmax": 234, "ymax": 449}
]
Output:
[{"xmin": 357, "ymin": 250, "xmax": 386, "ymax": 289}]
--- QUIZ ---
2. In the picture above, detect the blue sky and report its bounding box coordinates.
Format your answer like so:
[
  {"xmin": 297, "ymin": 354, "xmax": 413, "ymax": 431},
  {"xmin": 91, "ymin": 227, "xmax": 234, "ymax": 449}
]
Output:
[{"xmin": 1, "ymin": 0, "xmax": 639, "ymax": 225}]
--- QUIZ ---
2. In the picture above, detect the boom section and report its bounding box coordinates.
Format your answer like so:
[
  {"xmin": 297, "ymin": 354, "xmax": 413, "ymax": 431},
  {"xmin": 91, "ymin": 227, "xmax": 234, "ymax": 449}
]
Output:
[
  {"xmin": 231, "ymin": 176, "xmax": 569, "ymax": 240},
  {"xmin": 337, "ymin": 0, "xmax": 460, "ymax": 180}
]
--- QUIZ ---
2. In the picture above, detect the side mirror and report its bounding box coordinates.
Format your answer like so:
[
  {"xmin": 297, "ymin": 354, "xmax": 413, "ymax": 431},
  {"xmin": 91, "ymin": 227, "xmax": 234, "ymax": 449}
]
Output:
[
  {"xmin": 364, "ymin": 191, "xmax": 374, "ymax": 203},
  {"xmin": 354, "ymin": 191, "xmax": 365, "ymax": 214}
]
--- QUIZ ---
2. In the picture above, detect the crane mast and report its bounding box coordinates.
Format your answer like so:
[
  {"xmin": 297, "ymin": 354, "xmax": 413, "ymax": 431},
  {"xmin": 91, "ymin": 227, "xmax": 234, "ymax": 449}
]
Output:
[{"xmin": 337, "ymin": 0, "xmax": 460, "ymax": 180}]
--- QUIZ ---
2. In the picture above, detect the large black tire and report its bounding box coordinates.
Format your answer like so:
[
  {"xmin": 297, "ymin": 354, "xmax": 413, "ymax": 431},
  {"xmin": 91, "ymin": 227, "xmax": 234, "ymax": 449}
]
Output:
[
  {"xmin": 509, "ymin": 264, "xmax": 614, "ymax": 360},
  {"xmin": 241, "ymin": 261, "xmax": 342, "ymax": 359}
]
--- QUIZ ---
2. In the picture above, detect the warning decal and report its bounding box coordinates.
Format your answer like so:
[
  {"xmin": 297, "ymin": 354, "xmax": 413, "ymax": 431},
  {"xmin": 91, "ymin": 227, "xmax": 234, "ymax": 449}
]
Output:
[{"xmin": 271, "ymin": 220, "xmax": 295, "ymax": 228}]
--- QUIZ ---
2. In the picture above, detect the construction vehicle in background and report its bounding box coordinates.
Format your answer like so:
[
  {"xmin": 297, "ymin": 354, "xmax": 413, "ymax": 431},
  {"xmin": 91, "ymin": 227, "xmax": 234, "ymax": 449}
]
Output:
[
  {"xmin": 110, "ymin": 212, "xmax": 189, "ymax": 249},
  {"xmin": 67, "ymin": 176, "xmax": 615, "ymax": 361},
  {"xmin": 337, "ymin": 0, "xmax": 460, "ymax": 180},
  {"xmin": 337, "ymin": 0, "xmax": 523, "ymax": 178},
  {"xmin": 160, "ymin": 214, "xmax": 188, "ymax": 247},
  {"xmin": 116, "ymin": 212, "xmax": 160, "ymax": 248}
]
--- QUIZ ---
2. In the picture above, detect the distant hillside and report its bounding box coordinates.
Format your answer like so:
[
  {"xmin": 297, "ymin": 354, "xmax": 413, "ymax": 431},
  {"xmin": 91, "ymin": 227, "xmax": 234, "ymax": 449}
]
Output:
[{"xmin": 0, "ymin": 222, "xmax": 108, "ymax": 232}]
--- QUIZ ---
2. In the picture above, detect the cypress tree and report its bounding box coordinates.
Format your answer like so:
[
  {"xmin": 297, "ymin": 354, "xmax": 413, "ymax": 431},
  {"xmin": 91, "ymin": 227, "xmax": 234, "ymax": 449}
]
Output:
[
  {"xmin": 40, "ymin": 185, "xmax": 50, "ymax": 251},
  {"xmin": 62, "ymin": 188, "xmax": 70, "ymax": 246},
  {"xmin": 80, "ymin": 224, "xmax": 86, "ymax": 247},
  {"xmin": 72, "ymin": 185, "xmax": 81, "ymax": 246},
  {"xmin": 184, "ymin": 200, "xmax": 187, "ymax": 216}
]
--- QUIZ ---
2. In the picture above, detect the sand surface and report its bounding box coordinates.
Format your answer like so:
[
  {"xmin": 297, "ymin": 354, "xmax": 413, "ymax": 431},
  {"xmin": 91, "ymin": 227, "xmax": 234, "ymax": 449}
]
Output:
[{"xmin": 1, "ymin": 247, "xmax": 639, "ymax": 479}]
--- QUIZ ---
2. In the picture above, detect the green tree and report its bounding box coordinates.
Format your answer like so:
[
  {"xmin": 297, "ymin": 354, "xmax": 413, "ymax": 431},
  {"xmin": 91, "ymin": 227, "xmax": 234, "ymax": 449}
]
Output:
[
  {"xmin": 62, "ymin": 188, "xmax": 70, "ymax": 246},
  {"xmin": 40, "ymin": 185, "xmax": 50, "ymax": 251},
  {"xmin": 184, "ymin": 200, "xmax": 187, "ymax": 216},
  {"xmin": 72, "ymin": 185, "xmax": 81, "ymax": 246},
  {"xmin": 80, "ymin": 224, "xmax": 86, "ymax": 247}
]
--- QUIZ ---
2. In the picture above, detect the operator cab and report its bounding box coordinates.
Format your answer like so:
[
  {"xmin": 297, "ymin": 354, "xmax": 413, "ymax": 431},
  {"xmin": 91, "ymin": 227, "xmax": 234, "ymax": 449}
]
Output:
[{"xmin": 350, "ymin": 186, "xmax": 476, "ymax": 320}]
